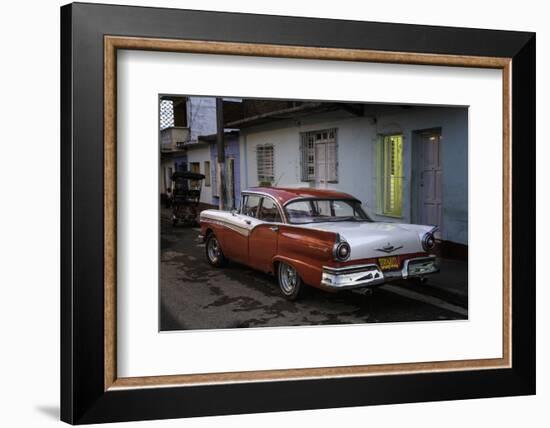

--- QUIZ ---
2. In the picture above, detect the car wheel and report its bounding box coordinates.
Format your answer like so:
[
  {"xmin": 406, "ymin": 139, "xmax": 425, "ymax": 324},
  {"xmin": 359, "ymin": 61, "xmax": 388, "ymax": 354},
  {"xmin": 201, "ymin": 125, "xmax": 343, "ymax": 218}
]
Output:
[
  {"xmin": 205, "ymin": 233, "xmax": 226, "ymax": 267},
  {"xmin": 277, "ymin": 262, "xmax": 304, "ymax": 301}
]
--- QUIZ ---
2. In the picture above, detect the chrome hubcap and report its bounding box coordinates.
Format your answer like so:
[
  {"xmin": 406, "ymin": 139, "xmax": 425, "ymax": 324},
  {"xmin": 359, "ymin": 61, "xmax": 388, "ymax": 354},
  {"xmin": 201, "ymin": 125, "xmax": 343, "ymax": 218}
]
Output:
[
  {"xmin": 207, "ymin": 237, "xmax": 220, "ymax": 262},
  {"xmin": 280, "ymin": 263, "xmax": 297, "ymax": 294}
]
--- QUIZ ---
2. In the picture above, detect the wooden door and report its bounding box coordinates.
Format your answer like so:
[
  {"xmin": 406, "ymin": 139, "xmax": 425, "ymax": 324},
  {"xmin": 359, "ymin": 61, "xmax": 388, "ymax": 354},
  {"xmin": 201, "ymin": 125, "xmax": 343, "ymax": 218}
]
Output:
[{"xmin": 419, "ymin": 132, "xmax": 443, "ymax": 233}]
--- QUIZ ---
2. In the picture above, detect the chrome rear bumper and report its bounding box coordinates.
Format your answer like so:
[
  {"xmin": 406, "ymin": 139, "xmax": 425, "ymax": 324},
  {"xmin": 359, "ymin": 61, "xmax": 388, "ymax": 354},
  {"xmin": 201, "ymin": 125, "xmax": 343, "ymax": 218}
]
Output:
[{"xmin": 320, "ymin": 255, "xmax": 439, "ymax": 290}]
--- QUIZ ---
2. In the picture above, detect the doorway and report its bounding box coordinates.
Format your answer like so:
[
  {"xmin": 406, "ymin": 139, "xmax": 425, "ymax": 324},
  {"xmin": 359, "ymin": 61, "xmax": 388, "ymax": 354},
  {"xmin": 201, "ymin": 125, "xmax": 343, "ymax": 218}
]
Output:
[{"xmin": 413, "ymin": 129, "xmax": 443, "ymax": 235}]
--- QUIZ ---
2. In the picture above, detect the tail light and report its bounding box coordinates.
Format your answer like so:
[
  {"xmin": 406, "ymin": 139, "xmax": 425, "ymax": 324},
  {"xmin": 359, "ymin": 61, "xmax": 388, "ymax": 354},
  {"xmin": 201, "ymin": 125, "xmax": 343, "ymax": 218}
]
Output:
[
  {"xmin": 333, "ymin": 236, "xmax": 351, "ymax": 261},
  {"xmin": 422, "ymin": 233, "xmax": 436, "ymax": 252}
]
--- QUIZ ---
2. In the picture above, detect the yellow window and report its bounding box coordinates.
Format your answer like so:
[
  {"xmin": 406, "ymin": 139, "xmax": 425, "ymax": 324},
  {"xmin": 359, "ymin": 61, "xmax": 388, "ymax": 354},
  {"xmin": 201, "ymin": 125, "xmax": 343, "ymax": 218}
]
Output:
[{"xmin": 378, "ymin": 135, "xmax": 403, "ymax": 217}]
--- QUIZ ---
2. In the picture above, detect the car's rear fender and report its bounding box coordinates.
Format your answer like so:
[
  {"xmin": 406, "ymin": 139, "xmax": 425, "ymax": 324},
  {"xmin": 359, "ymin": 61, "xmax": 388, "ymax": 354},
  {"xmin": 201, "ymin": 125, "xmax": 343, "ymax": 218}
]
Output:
[{"xmin": 274, "ymin": 225, "xmax": 337, "ymax": 288}]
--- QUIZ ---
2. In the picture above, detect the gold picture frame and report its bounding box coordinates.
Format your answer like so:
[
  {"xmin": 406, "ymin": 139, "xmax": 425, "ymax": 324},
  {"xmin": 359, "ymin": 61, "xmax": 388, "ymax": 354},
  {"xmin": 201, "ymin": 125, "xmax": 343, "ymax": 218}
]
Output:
[{"xmin": 103, "ymin": 35, "xmax": 512, "ymax": 391}]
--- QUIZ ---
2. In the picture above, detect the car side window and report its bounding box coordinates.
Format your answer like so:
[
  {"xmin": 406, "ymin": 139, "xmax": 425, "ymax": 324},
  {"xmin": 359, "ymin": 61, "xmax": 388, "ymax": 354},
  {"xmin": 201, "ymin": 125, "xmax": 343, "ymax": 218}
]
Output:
[
  {"xmin": 332, "ymin": 200, "xmax": 356, "ymax": 217},
  {"xmin": 242, "ymin": 195, "xmax": 261, "ymax": 218},
  {"xmin": 258, "ymin": 197, "xmax": 282, "ymax": 223},
  {"xmin": 285, "ymin": 200, "xmax": 314, "ymax": 223}
]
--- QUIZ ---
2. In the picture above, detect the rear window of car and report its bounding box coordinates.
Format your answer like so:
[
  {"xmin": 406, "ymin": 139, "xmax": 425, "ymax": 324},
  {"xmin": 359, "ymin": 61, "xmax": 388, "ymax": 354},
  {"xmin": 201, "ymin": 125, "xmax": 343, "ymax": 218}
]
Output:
[
  {"xmin": 285, "ymin": 199, "xmax": 370, "ymax": 224},
  {"xmin": 284, "ymin": 200, "xmax": 313, "ymax": 223}
]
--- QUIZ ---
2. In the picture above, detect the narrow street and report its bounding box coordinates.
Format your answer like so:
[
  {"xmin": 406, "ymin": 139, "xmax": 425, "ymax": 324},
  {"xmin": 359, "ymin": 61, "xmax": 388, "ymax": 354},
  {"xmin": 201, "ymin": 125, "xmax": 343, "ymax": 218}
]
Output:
[{"xmin": 160, "ymin": 221, "xmax": 467, "ymax": 331}]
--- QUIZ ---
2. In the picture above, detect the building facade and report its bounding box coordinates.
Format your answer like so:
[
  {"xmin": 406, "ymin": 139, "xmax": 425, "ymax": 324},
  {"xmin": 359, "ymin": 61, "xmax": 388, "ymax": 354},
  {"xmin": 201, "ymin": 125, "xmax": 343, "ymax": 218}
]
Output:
[
  {"xmin": 160, "ymin": 97, "xmax": 468, "ymax": 256},
  {"xmin": 184, "ymin": 133, "xmax": 241, "ymax": 208},
  {"xmin": 235, "ymin": 104, "xmax": 468, "ymax": 253},
  {"xmin": 159, "ymin": 96, "xmax": 218, "ymax": 200},
  {"xmin": 160, "ymin": 96, "xmax": 243, "ymax": 208}
]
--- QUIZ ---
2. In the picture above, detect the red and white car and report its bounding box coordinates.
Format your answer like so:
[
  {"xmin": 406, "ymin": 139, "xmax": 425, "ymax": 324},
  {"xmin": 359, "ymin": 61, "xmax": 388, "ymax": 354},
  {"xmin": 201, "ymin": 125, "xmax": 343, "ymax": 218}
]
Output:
[{"xmin": 200, "ymin": 187, "xmax": 439, "ymax": 300}]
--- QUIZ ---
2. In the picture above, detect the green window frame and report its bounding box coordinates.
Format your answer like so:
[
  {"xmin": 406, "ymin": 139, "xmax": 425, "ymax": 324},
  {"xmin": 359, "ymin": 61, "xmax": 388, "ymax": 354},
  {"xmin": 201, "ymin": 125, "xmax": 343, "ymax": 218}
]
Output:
[{"xmin": 377, "ymin": 134, "xmax": 404, "ymax": 217}]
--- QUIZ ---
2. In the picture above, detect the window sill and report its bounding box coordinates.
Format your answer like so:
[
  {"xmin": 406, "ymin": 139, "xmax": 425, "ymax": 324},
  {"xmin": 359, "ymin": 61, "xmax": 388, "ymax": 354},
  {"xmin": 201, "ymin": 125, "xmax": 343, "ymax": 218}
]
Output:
[
  {"xmin": 375, "ymin": 212, "xmax": 404, "ymax": 220},
  {"xmin": 300, "ymin": 180, "xmax": 339, "ymax": 184}
]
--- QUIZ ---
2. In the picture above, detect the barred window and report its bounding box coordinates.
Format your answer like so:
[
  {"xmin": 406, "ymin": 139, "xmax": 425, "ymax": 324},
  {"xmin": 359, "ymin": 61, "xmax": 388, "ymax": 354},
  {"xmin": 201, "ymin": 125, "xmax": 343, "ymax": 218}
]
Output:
[
  {"xmin": 300, "ymin": 129, "xmax": 338, "ymax": 183},
  {"xmin": 256, "ymin": 144, "xmax": 274, "ymax": 184},
  {"xmin": 159, "ymin": 100, "xmax": 174, "ymax": 130}
]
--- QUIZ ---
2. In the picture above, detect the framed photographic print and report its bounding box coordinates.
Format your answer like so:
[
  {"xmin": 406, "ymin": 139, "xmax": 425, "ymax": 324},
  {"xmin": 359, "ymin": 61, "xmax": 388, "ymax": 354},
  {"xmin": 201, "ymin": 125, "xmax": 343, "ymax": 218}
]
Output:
[{"xmin": 60, "ymin": 2, "xmax": 535, "ymax": 424}]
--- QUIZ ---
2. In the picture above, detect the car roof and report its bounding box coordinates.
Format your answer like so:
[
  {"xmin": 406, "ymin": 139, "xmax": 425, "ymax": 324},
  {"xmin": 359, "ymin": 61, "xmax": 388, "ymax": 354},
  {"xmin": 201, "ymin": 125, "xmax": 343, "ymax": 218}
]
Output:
[{"xmin": 243, "ymin": 187, "xmax": 359, "ymax": 205}]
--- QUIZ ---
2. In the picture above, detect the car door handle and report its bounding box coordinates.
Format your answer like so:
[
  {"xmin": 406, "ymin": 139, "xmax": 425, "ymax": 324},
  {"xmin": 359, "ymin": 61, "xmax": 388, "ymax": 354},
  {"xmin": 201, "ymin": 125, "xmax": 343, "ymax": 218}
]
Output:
[{"xmin": 270, "ymin": 226, "xmax": 279, "ymax": 232}]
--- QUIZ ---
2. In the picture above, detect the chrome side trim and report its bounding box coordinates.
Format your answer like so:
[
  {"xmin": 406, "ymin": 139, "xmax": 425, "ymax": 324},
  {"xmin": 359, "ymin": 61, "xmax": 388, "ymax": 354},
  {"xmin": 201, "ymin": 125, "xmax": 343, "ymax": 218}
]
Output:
[
  {"xmin": 201, "ymin": 212, "xmax": 288, "ymax": 237},
  {"xmin": 200, "ymin": 216, "xmax": 251, "ymax": 237}
]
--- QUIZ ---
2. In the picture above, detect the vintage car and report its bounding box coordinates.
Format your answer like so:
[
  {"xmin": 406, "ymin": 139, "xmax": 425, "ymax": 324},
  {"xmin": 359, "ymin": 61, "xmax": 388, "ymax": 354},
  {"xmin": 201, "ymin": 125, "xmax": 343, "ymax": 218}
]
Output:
[{"xmin": 199, "ymin": 187, "xmax": 439, "ymax": 300}]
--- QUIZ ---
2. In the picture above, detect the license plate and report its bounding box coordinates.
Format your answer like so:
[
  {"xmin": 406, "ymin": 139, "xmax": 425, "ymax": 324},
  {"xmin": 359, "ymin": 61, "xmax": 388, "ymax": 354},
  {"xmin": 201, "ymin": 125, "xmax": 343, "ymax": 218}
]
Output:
[{"xmin": 378, "ymin": 256, "xmax": 399, "ymax": 271}]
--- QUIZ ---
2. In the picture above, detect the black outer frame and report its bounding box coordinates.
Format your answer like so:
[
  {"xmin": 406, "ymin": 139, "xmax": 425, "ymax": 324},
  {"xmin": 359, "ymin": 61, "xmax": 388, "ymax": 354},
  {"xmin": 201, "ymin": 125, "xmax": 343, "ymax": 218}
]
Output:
[{"xmin": 60, "ymin": 2, "xmax": 535, "ymax": 424}]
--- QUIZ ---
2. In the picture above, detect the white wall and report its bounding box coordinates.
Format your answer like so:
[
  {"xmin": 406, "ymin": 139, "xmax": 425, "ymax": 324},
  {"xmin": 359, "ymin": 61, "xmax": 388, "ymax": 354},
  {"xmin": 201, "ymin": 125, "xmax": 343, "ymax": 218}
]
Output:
[
  {"xmin": 186, "ymin": 143, "xmax": 214, "ymax": 204},
  {"xmin": 160, "ymin": 158, "xmax": 175, "ymax": 194},
  {"xmin": 0, "ymin": 1, "xmax": 546, "ymax": 428},
  {"xmin": 240, "ymin": 106, "xmax": 468, "ymax": 244},
  {"xmin": 240, "ymin": 110, "xmax": 376, "ymax": 200}
]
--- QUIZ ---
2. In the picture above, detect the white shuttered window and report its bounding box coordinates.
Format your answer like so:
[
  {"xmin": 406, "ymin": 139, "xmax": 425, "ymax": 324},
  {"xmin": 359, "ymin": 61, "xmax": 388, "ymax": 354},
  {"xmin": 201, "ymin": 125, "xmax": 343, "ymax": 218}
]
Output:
[
  {"xmin": 256, "ymin": 144, "xmax": 274, "ymax": 184},
  {"xmin": 300, "ymin": 128, "xmax": 338, "ymax": 183}
]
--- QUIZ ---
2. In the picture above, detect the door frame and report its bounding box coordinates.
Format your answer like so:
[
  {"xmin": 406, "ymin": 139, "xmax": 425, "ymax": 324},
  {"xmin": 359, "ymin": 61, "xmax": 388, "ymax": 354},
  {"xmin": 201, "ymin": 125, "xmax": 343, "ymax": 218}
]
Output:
[{"xmin": 411, "ymin": 127, "xmax": 443, "ymax": 233}]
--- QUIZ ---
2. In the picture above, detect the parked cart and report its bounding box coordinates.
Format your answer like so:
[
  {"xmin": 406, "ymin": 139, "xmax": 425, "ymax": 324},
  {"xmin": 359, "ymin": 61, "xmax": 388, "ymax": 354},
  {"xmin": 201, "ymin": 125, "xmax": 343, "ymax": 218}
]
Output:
[{"xmin": 170, "ymin": 171, "xmax": 205, "ymax": 226}]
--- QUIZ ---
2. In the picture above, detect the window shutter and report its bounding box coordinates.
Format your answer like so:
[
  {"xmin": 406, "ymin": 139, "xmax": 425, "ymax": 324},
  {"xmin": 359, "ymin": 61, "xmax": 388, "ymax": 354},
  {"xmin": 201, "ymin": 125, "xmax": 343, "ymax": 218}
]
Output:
[
  {"xmin": 327, "ymin": 136, "xmax": 338, "ymax": 182},
  {"xmin": 300, "ymin": 128, "xmax": 337, "ymax": 183},
  {"xmin": 379, "ymin": 134, "xmax": 403, "ymax": 217},
  {"xmin": 300, "ymin": 134, "xmax": 307, "ymax": 181},
  {"xmin": 256, "ymin": 144, "xmax": 274, "ymax": 184},
  {"xmin": 299, "ymin": 132, "xmax": 316, "ymax": 182}
]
